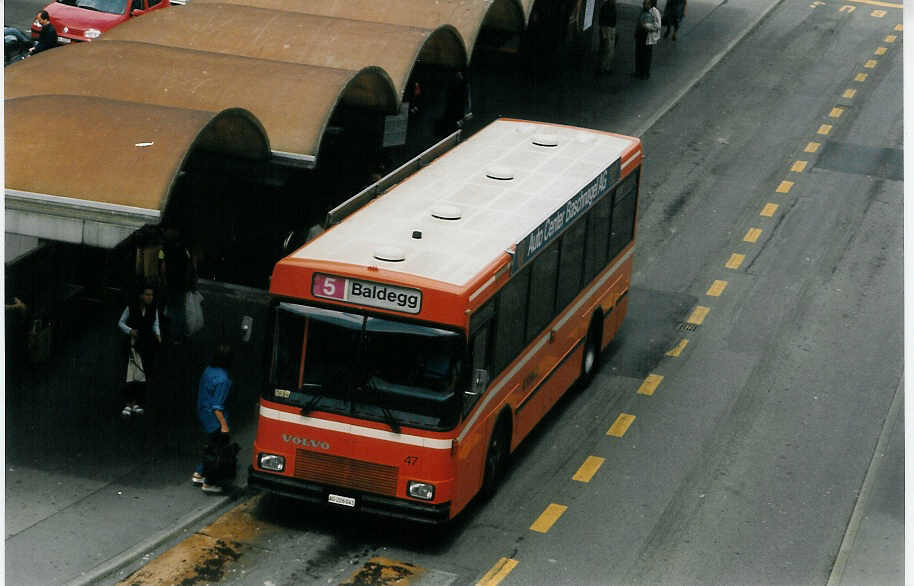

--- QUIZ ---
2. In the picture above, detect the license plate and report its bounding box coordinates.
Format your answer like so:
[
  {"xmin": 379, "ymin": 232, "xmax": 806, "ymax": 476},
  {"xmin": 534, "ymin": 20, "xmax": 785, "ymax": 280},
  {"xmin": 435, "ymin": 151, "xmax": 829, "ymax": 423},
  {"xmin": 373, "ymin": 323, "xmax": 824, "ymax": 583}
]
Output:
[
  {"xmin": 57, "ymin": 37, "xmax": 71, "ymax": 44},
  {"xmin": 328, "ymin": 494, "xmax": 355, "ymax": 507}
]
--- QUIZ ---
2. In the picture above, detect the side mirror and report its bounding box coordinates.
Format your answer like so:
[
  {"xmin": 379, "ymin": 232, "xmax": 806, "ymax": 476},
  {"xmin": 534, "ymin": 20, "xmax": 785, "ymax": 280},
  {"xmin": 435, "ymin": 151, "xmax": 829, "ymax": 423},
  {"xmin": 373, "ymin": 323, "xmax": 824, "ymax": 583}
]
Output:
[
  {"xmin": 130, "ymin": 8, "xmax": 145, "ymax": 16},
  {"xmin": 465, "ymin": 368, "xmax": 489, "ymax": 397}
]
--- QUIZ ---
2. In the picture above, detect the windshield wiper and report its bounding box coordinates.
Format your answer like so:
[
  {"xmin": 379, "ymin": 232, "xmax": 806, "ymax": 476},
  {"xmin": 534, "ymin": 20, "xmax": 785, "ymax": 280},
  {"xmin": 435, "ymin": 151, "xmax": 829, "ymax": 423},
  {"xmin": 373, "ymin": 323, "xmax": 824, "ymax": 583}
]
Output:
[
  {"xmin": 365, "ymin": 377, "xmax": 401, "ymax": 434},
  {"xmin": 299, "ymin": 382, "xmax": 325, "ymax": 416}
]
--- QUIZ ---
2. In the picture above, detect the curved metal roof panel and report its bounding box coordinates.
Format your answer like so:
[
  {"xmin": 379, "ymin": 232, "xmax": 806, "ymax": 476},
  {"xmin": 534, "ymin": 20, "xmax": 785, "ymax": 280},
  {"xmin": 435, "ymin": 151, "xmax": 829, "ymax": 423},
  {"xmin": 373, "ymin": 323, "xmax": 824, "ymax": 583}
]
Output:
[
  {"xmin": 5, "ymin": 95, "xmax": 268, "ymax": 211},
  {"xmin": 4, "ymin": 41, "xmax": 396, "ymax": 158},
  {"xmin": 103, "ymin": 4, "xmax": 464, "ymax": 97}
]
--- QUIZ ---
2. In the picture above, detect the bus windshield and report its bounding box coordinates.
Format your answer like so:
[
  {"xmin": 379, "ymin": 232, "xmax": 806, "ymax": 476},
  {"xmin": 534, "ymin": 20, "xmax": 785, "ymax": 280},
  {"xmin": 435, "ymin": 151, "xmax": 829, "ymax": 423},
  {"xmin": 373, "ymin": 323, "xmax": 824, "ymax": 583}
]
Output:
[{"xmin": 268, "ymin": 302, "xmax": 465, "ymax": 431}]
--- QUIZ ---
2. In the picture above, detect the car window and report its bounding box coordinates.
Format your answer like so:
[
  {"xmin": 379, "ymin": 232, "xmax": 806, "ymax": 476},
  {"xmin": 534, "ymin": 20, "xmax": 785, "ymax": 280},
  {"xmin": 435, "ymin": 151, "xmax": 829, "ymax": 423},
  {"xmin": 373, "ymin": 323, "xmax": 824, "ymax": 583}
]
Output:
[{"xmin": 148, "ymin": 0, "xmax": 161, "ymax": 7}]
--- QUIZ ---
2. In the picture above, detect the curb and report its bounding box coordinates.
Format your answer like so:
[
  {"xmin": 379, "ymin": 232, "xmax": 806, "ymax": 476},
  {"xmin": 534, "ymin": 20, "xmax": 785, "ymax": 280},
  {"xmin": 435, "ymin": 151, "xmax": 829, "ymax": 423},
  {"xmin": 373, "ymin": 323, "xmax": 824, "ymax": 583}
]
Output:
[
  {"xmin": 633, "ymin": 0, "xmax": 788, "ymax": 137},
  {"xmin": 65, "ymin": 488, "xmax": 250, "ymax": 586}
]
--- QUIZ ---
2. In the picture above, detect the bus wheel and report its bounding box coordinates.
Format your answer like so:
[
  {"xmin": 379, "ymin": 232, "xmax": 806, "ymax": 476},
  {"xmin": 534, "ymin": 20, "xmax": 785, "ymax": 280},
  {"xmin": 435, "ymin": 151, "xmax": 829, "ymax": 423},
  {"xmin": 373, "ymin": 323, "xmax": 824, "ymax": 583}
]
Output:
[
  {"xmin": 481, "ymin": 419, "xmax": 510, "ymax": 499},
  {"xmin": 580, "ymin": 319, "xmax": 602, "ymax": 387}
]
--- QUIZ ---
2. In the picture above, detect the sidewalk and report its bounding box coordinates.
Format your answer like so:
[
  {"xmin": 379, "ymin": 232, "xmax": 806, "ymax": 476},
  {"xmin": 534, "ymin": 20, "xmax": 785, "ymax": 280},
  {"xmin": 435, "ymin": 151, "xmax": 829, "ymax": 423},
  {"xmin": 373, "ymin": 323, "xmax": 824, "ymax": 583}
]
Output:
[{"xmin": 5, "ymin": 1, "xmax": 902, "ymax": 584}]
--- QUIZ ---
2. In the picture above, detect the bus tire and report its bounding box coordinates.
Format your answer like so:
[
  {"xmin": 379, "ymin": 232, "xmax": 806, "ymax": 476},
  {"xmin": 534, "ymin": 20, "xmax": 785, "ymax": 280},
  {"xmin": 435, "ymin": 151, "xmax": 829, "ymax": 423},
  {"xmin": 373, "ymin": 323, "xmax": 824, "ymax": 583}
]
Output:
[
  {"xmin": 579, "ymin": 317, "xmax": 602, "ymax": 388},
  {"xmin": 481, "ymin": 417, "xmax": 510, "ymax": 500}
]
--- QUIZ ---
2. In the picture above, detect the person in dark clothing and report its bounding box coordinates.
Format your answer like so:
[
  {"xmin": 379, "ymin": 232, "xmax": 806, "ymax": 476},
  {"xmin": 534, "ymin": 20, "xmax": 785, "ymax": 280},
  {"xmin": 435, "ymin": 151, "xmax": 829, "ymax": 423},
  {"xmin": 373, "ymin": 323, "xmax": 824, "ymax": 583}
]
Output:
[
  {"xmin": 29, "ymin": 11, "xmax": 57, "ymax": 55},
  {"xmin": 597, "ymin": 0, "xmax": 617, "ymax": 74},
  {"xmin": 663, "ymin": 0, "xmax": 686, "ymax": 40},
  {"xmin": 117, "ymin": 286, "xmax": 161, "ymax": 417},
  {"xmin": 633, "ymin": 0, "xmax": 660, "ymax": 79},
  {"xmin": 162, "ymin": 229, "xmax": 196, "ymax": 342}
]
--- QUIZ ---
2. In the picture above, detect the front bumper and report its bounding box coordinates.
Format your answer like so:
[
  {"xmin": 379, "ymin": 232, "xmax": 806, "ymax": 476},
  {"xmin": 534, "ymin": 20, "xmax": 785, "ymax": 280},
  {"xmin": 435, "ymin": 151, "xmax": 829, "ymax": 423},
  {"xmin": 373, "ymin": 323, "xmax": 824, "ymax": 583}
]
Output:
[{"xmin": 248, "ymin": 467, "xmax": 451, "ymax": 525}]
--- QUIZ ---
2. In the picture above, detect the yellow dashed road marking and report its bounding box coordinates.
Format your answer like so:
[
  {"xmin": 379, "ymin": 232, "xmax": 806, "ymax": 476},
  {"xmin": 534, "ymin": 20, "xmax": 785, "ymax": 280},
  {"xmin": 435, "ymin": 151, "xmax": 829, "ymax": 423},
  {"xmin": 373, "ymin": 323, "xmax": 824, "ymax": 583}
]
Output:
[
  {"xmin": 840, "ymin": 4, "xmax": 856, "ymax": 11},
  {"xmin": 805, "ymin": 141, "xmax": 821, "ymax": 153},
  {"xmin": 744, "ymin": 228, "xmax": 762, "ymax": 243},
  {"xmin": 843, "ymin": 88, "xmax": 857, "ymax": 98},
  {"xmin": 776, "ymin": 180, "xmax": 794, "ymax": 193},
  {"xmin": 829, "ymin": 107, "xmax": 844, "ymax": 118},
  {"xmin": 855, "ymin": 73, "xmax": 868, "ymax": 81},
  {"xmin": 608, "ymin": 413, "xmax": 636, "ymax": 437},
  {"xmin": 761, "ymin": 203, "xmax": 779, "ymax": 217},
  {"xmin": 477, "ymin": 558, "xmax": 519, "ymax": 586},
  {"xmin": 637, "ymin": 374, "xmax": 664, "ymax": 396},
  {"xmin": 792, "ymin": 160, "xmax": 808, "ymax": 172},
  {"xmin": 725, "ymin": 253, "xmax": 745, "ymax": 269},
  {"xmin": 885, "ymin": 34, "xmax": 897, "ymax": 42},
  {"xmin": 666, "ymin": 338, "xmax": 688, "ymax": 357},
  {"xmin": 844, "ymin": 0, "xmax": 899, "ymax": 7},
  {"xmin": 865, "ymin": 59, "xmax": 878, "ymax": 68},
  {"xmin": 573, "ymin": 456, "xmax": 606, "ymax": 482},
  {"xmin": 342, "ymin": 557, "xmax": 427, "ymax": 585},
  {"xmin": 707, "ymin": 279, "xmax": 728, "ymax": 296},
  {"xmin": 874, "ymin": 46, "xmax": 887, "ymax": 55},
  {"xmin": 688, "ymin": 305, "xmax": 710, "ymax": 325},
  {"xmin": 530, "ymin": 504, "xmax": 568, "ymax": 533},
  {"xmin": 894, "ymin": 24, "xmax": 903, "ymax": 31},
  {"xmin": 817, "ymin": 124, "xmax": 832, "ymax": 135},
  {"xmin": 871, "ymin": 9, "xmax": 887, "ymax": 17}
]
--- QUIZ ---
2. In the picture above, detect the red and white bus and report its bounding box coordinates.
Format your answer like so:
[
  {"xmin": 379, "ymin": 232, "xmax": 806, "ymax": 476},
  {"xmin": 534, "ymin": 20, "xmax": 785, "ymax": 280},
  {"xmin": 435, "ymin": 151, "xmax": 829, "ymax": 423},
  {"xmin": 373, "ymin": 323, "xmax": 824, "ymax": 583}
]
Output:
[{"xmin": 248, "ymin": 119, "xmax": 642, "ymax": 523}]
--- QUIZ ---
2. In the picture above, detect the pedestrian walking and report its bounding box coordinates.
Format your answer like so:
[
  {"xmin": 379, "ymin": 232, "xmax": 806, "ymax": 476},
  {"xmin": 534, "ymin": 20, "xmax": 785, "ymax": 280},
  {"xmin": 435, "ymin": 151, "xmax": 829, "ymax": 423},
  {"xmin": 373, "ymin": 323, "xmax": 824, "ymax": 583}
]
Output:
[
  {"xmin": 663, "ymin": 0, "xmax": 687, "ymax": 41},
  {"xmin": 161, "ymin": 228, "xmax": 197, "ymax": 343},
  {"xmin": 633, "ymin": 0, "xmax": 660, "ymax": 79},
  {"xmin": 118, "ymin": 285, "xmax": 162, "ymax": 417},
  {"xmin": 192, "ymin": 344, "xmax": 235, "ymax": 493},
  {"xmin": 597, "ymin": 0, "xmax": 617, "ymax": 74}
]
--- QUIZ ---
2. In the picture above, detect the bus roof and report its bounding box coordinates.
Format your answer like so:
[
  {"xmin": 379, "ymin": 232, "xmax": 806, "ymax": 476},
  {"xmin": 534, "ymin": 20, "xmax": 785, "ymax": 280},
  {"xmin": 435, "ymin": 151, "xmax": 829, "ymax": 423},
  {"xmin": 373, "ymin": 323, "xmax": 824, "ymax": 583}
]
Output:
[{"xmin": 288, "ymin": 119, "xmax": 640, "ymax": 288}]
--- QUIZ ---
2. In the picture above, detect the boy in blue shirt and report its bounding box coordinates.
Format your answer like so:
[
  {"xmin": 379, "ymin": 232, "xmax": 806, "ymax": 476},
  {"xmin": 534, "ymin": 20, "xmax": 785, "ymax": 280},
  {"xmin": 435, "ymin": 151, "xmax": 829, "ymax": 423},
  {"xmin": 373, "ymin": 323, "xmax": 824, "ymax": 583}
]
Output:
[{"xmin": 192, "ymin": 344, "xmax": 233, "ymax": 493}]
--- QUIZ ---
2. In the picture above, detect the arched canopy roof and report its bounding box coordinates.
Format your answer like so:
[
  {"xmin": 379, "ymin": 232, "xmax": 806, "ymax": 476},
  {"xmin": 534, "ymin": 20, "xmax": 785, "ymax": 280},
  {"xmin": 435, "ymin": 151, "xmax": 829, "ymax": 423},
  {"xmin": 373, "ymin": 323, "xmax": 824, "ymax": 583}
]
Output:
[
  {"xmin": 5, "ymin": 95, "xmax": 269, "ymax": 247},
  {"xmin": 5, "ymin": 41, "xmax": 397, "ymax": 159},
  {"xmin": 104, "ymin": 4, "xmax": 466, "ymax": 99},
  {"xmin": 192, "ymin": 0, "xmax": 528, "ymax": 58}
]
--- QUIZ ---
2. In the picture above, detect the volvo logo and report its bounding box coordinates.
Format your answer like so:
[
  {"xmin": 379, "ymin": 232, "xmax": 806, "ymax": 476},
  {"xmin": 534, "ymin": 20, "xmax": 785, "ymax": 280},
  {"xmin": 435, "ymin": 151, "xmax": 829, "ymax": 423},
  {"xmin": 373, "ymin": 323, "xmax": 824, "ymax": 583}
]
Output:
[{"xmin": 282, "ymin": 433, "xmax": 330, "ymax": 450}]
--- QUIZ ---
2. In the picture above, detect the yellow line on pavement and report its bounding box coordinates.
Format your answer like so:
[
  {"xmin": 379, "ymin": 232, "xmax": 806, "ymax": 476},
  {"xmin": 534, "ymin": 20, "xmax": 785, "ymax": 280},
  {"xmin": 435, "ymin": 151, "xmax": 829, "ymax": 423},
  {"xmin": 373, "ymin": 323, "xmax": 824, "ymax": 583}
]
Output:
[
  {"xmin": 829, "ymin": 107, "xmax": 844, "ymax": 118},
  {"xmin": 725, "ymin": 253, "xmax": 745, "ymax": 269},
  {"xmin": 840, "ymin": 4, "xmax": 856, "ymax": 12},
  {"xmin": 894, "ymin": 24, "xmax": 903, "ymax": 31},
  {"xmin": 342, "ymin": 558, "xmax": 427, "ymax": 585},
  {"xmin": 776, "ymin": 180, "xmax": 794, "ymax": 193},
  {"xmin": 607, "ymin": 413, "xmax": 636, "ymax": 437},
  {"xmin": 792, "ymin": 160, "xmax": 808, "ymax": 172},
  {"xmin": 855, "ymin": 72, "xmax": 868, "ymax": 81},
  {"xmin": 707, "ymin": 279, "xmax": 728, "ymax": 296},
  {"xmin": 805, "ymin": 141, "xmax": 821, "ymax": 153},
  {"xmin": 637, "ymin": 373, "xmax": 664, "ymax": 396},
  {"xmin": 874, "ymin": 46, "xmax": 887, "ymax": 55},
  {"xmin": 843, "ymin": 0, "xmax": 900, "ymax": 8},
  {"xmin": 477, "ymin": 558, "xmax": 519, "ymax": 586},
  {"xmin": 761, "ymin": 203, "xmax": 779, "ymax": 217},
  {"xmin": 744, "ymin": 228, "xmax": 762, "ymax": 243},
  {"xmin": 864, "ymin": 59, "xmax": 878, "ymax": 68},
  {"xmin": 817, "ymin": 124, "xmax": 832, "ymax": 135},
  {"xmin": 573, "ymin": 456, "xmax": 606, "ymax": 482},
  {"xmin": 871, "ymin": 9, "xmax": 887, "ymax": 17},
  {"xmin": 885, "ymin": 34, "xmax": 897, "ymax": 42},
  {"xmin": 666, "ymin": 338, "xmax": 688, "ymax": 357},
  {"xmin": 842, "ymin": 88, "xmax": 857, "ymax": 98},
  {"xmin": 530, "ymin": 504, "xmax": 568, "ymax": 533},
  {"xmin": 688, "ymin": 305, "xmax": 710, "ymax": 325}
]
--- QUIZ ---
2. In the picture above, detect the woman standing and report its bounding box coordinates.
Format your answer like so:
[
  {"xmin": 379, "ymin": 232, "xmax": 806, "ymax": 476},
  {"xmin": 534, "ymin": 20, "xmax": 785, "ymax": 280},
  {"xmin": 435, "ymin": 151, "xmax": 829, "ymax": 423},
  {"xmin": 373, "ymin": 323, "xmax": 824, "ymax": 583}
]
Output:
[
  {"xmin": 117, "ymin": 285, "xmax": 161, "ymax": 417},
  {"xmin": 634, "ymin": 0, "xmax": 660, "ymax": 79}
]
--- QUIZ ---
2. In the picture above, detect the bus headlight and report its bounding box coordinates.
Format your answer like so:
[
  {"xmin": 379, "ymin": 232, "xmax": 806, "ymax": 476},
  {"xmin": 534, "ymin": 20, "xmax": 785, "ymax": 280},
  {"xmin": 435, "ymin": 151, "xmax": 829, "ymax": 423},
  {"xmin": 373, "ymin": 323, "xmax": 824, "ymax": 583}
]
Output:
[
  {"xmin": 258, "ymin": 453, "xmax": 285, "ymax": 472},
  {"xmin": 407, "ymin": 481, "xmax": 435, "ymax": 500}
]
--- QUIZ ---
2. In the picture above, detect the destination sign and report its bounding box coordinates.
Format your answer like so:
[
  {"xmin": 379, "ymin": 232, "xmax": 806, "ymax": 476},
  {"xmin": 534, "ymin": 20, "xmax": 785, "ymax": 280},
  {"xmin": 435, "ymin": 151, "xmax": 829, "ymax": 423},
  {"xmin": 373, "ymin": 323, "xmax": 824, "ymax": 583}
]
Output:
[
  {"xmin": 312, "ymin": 273, "xmax": 422, "ymax": 314},
  {"xmin": 512, "ymin": 159, "xmax": 621, "ymax": 272}
]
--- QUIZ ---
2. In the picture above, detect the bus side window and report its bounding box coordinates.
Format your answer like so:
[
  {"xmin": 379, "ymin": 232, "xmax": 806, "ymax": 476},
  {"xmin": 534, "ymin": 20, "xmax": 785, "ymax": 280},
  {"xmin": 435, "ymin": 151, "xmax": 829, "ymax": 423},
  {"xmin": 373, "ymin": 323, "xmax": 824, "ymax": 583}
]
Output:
[
  {"xmin": 526, "ymin": 240, "xmax": 559, "ymax": 342},
  {"xmin": 466, "ymin": 323, "xmax": 491, "ymax": 415},
  {"xmin": 609, "ymin": 171, "xmax": 638, "ymax": 261},
  {"xmin": 493, "ymin": 267, "xmax": 530, "ymax": 375},
  {"xmin": 584, "ymin": 190, "xmax": 612, "ymax": 282},
  {"xmin": 556, "ymin": 219, "xmax": 586, "ymax": 310}
]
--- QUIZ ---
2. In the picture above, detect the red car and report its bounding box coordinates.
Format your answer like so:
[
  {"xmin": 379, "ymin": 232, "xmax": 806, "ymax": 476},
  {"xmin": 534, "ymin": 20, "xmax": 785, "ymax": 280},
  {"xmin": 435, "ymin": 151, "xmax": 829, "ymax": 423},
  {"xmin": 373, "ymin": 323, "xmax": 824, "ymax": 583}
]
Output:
[{"xmin": 31, "ymin": 0, "xmax": 170, "ymax": 44}]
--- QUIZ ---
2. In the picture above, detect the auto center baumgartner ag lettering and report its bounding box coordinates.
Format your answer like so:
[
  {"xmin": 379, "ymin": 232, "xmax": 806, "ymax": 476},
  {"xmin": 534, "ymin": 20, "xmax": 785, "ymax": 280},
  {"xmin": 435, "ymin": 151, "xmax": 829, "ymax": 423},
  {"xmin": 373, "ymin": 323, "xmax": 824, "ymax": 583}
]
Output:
[{"xmin": 312, "ymin": 273, "xmax": 422, "ymax": 314}]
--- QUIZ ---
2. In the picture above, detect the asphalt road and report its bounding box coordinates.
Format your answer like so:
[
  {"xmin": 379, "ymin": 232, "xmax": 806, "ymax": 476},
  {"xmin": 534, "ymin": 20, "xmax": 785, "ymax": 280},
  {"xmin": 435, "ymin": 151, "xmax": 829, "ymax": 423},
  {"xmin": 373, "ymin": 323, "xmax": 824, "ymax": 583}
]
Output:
[{"xmin": 4, "ymin": 0, "xmax": 903, "ymax": 585}]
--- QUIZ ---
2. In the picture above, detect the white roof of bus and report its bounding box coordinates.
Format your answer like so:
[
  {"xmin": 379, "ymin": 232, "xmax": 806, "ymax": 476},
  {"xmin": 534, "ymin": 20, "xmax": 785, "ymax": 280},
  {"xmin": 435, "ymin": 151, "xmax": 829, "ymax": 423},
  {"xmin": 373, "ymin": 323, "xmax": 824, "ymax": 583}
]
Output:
[{"xmin": 293, "ymin": 119, "xmax": 638, "ymax": 287}]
